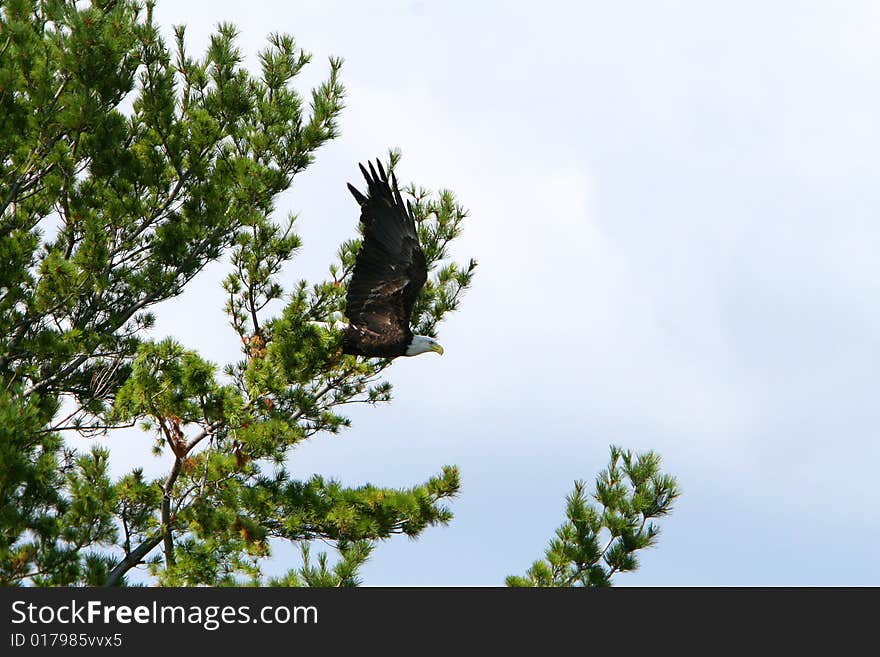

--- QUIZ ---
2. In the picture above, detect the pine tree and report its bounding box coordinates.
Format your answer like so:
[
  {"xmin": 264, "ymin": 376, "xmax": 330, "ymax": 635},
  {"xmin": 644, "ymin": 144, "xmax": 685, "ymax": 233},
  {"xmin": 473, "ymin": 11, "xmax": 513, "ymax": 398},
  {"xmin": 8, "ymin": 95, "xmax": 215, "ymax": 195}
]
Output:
[
  {"xmin": 1, "ymin": 0, "xmax": 475, "ymax": 586},
  {"xmin": 506, "ymin": 446, "xmax": 680, "ymax": 587}
]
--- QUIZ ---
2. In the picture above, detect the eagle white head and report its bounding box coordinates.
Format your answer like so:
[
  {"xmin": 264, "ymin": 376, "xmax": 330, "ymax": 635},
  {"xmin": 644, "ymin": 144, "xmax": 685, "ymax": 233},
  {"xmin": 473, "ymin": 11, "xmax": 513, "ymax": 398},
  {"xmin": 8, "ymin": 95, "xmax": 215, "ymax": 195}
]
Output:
[{"xmin": 406, "ymin": 335, "xmax": 444, "ymax": 356}]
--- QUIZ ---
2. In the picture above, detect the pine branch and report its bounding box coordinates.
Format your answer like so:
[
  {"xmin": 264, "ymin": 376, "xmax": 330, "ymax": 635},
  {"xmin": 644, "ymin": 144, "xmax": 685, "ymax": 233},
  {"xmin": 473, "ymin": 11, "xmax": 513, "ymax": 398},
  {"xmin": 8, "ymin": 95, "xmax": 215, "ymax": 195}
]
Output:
[{"xmin": 105, "ymin": 532, "xmax": 164, "ymax": 587}]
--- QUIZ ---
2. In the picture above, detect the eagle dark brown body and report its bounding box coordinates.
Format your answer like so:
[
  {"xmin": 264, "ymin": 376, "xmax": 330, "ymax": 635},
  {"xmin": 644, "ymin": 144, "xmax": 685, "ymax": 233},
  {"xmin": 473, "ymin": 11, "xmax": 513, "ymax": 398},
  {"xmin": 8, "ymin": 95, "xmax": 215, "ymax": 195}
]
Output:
[{"xmin": 339, "ymin": 160, "xmax": 441, "ymax": 358}]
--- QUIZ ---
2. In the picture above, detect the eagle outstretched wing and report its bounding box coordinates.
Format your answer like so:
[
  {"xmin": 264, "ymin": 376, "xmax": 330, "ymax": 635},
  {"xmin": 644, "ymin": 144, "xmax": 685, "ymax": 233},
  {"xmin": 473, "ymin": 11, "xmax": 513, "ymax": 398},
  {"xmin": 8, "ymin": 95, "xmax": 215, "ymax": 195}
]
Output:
[{"xmin": 343, "ymin": 160, "xmax": 427, "ymax": 355}]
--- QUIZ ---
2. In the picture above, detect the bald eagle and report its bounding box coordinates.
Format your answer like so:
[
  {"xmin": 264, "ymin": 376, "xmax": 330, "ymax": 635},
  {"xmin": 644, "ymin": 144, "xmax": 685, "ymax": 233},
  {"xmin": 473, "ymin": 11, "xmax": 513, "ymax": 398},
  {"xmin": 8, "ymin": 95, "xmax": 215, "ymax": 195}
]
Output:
[{"xmin": 329, "ymin": 160, "xmax": 443, "ymax": 359}]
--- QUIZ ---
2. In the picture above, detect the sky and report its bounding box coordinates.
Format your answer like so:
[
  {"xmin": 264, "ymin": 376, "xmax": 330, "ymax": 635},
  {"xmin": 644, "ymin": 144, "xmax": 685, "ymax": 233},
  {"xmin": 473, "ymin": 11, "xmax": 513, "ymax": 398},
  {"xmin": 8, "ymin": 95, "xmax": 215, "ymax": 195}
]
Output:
[{"xmin": 87, "ymin": 1, "xmax": 880, "ymax": 585}]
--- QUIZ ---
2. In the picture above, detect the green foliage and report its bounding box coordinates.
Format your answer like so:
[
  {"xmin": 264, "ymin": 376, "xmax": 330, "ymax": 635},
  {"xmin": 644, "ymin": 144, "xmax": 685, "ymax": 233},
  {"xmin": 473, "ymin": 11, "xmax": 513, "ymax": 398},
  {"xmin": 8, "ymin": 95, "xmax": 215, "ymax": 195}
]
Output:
[
  {"xmin": 1, "ymin": 0, "xmax": 475, "ymax": 586},
  {"xmin": 265, "ymin": 541, "xmax": 373, "ymax": 587},
  {"xmin": 506, "ymin": 446, "xmax": 680, "ymax": 587}
]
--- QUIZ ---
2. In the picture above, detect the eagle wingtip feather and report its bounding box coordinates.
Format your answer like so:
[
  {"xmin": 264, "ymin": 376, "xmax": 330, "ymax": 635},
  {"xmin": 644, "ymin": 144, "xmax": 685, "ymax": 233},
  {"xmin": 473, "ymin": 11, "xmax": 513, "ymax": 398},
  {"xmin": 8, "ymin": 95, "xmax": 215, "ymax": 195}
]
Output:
[{"xmin": 347, "ymin": 182, "xmax": 367, "ymax": 205}]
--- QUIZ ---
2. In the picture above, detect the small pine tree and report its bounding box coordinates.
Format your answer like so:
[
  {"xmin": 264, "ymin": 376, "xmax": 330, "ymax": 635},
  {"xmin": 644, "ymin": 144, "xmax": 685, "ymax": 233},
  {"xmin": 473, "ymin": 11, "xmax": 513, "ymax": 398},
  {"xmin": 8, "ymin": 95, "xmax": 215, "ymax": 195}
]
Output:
[
  {"xmin": 507, "ymin": 446, "xmax": 680, "ymax": 587},
  {"xmin": 1, "ymin": 0, "xmax": 475, "ymax": 586}
]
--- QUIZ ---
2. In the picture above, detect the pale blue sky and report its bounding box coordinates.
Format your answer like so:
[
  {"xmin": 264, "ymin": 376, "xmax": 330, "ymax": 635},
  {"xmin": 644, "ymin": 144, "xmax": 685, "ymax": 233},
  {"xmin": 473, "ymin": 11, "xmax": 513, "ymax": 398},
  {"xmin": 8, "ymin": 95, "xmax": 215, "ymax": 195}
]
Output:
[{"xmin": 89, "ymin": 1, "xmax": 880, "ymax": 585}]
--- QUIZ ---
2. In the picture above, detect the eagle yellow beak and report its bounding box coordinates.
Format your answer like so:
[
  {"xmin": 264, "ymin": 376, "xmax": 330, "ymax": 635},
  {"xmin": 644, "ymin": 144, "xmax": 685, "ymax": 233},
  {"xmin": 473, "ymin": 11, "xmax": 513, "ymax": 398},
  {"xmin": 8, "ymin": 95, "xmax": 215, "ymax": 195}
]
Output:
[{"xmin": 431, "ymin": 343, "xmax": 444, "ymax": 355}]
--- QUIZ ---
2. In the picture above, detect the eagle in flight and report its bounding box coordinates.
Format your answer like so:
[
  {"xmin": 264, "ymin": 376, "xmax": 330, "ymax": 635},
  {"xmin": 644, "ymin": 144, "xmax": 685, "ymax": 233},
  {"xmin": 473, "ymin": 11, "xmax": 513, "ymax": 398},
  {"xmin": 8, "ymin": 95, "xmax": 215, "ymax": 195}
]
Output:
[{"xmin": 333, "ymin": 159, "xmax": 443, "ymax": 358}]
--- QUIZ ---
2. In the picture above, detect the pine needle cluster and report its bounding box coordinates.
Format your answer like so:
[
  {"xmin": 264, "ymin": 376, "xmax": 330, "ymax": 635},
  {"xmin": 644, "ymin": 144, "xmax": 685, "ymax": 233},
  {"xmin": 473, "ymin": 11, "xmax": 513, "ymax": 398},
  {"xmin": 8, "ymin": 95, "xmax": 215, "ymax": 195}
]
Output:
[{"xmin": 506, "ymin": 446, "xmax": 680, "ymax": 587}]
